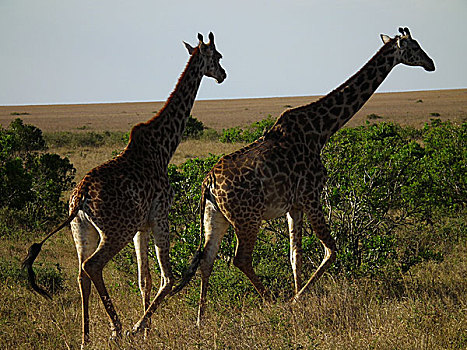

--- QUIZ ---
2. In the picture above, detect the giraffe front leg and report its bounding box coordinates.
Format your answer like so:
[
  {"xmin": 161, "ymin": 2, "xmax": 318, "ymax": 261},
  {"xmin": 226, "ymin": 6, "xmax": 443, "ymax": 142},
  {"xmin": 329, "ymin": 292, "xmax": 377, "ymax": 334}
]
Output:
[
  {"xmin": 133, "ymin": 230, "xmax": 152, "ymax": 337},
  {"xmin": 287, "ymin": 209, "xmax": 303, "ymax": 296},
  {"xmin": 132, "ymin": 216, "xmax": 173, "ymax": 334},
  {"xmin": 198, "ymin": 200, "xmax": 230, "ymax": 327},
  {"xmin": 295, "ymin": 205, "xmax": 336, "ymax": 300}
]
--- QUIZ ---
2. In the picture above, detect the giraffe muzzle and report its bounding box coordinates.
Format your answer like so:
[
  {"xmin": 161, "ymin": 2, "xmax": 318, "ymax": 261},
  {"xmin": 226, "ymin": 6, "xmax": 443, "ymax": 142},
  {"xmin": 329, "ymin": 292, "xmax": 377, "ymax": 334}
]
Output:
[
  {"xmin": 424, "ymin": 59, "xmax": 435, "ymax": 72},
  {"xmin": 216, "ymin": 70, "xmax": 227, "ymax": 84}
]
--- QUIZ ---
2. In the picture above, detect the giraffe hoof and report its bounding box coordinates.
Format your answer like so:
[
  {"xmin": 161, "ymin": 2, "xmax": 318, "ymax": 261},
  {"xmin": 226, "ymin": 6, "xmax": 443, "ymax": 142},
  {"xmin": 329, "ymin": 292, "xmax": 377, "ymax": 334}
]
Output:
[
  {"xmin": 108, "ymin": 332, "xmax": 122, "ymax": 347},
  {"xmin": 196, "ymin": 318, "xmax": 203, "ymax": 328},
  {"xmin": 110, "ymin": 328, "xmax": 122, "ymax": 340},
  {"xmin": 291, "ymin": 293, "xmax": 302, "ymax": 304},
  {"xmin": 131, "ymin": 319, "xmax": 148, "ymax": 335}
]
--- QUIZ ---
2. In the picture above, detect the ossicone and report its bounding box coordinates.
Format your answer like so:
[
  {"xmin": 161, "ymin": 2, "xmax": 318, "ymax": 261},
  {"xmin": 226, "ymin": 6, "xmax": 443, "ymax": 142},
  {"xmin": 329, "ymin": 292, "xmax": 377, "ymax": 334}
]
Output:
[{"xmin": 398, "ymin": 27, "xmax": 412, "ymax": 38}]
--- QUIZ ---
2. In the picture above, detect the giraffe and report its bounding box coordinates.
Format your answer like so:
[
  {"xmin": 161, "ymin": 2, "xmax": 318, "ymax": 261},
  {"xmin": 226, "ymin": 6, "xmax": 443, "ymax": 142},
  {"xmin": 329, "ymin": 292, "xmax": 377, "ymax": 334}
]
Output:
[
  {"xmin": 173, "ymin": 27, "xmax": 434, "ymax": 325},
  {"xmin": 22, "ymin": 32, "xmax": 226, "ymax": 347}
]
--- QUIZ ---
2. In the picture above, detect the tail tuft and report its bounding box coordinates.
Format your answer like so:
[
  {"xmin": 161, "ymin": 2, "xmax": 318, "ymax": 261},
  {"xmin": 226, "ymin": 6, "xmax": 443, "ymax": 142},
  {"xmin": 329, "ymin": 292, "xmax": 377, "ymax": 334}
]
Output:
[
  {"xmin": 22, "ymin": 242, "xmax": 52, "ymax": 300},
  {"xmin": 169, "ymin": 249, "xmax": 203, "ymax": 297}
]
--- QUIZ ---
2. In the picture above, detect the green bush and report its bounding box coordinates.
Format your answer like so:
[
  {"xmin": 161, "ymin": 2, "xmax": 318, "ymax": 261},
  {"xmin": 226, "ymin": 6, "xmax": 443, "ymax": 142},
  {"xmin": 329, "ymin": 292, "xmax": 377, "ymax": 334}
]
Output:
[
  {"xmin": 219, "ymin": 126, "xmax": 243, "ymax": 143},
  {"xmin": 321, "ymin": 120, "xmax": 466, "ymax": 276},
  {"xmin": 167, "ymin": 154, "xmax": 221, "ymax": 275},
  {"xmin": 0, "ymin": 119, "xmax": 75, "ymax": 233},
  {"xmin": 220, "ymin": 115, "xmax": 276, "ymax": 143},
  {"xmin": 162, "ymin": 120, "xmax": 466, "ymax": 300},
  {"xmin": 183, "ymin": 115, "xmax": 205, "ymax": 139}
]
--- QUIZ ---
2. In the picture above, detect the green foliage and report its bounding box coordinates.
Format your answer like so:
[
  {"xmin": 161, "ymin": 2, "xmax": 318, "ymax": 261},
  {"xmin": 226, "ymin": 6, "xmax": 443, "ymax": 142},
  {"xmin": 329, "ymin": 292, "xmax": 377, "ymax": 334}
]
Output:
[
  {"xmin": 24, "ymin": 153, "xmax": 75, "ymax": 223},
  {"xmin": 200, "ymin": 128, "xmax": 220, "ymax": 141},
  {"xmin": 219, "ymin": 126, "xmax": 243, "ymax": 143},
  {"xmin": 163, "ymin": 120, "xmax": 465, "ymax": 301},
  {"xmin": 9, "ymin": 112, "xmax": 30, "ymax": 116},
  {"xmin": 183, "ymin": 115, "xmax": 205, "ymax": 139},
  {"xmin": 321, "ymin": 120, "xmax": 466, "ymax": 276},
  {"xmin": 0, "ymin": 119, "xmax": 75, "ymax": 233},
  {"xmin": 167, "ymin": 154, "xmax": 221, "ymax": 275},
  {"xmin": 418, "ymin": 119, "xmax": 466, "ymax": 212},
  {"xmin": 220, "ymin": 114, "xmax": 276, "ymax": 143},
  {"xmin": 1, "ymin": 118, "xmax": 46, "ymax": 155}
]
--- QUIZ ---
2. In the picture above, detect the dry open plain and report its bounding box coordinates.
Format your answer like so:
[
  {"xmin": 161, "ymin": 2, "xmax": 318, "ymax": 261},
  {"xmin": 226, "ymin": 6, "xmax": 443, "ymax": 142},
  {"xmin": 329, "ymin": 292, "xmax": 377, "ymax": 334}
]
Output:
[
  {"xmin": 1, "ymin": 89, "xmax": 466, "ymax": 133},
  {"xmin": 1, "ymin": 90, "xmax": 466, "ymax": 349}
]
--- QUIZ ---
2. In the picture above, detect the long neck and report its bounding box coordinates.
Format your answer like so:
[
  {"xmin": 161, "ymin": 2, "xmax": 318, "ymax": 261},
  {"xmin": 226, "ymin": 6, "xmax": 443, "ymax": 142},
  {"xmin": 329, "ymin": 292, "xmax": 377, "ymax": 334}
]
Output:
[
  {"xmin": 275, "ymin": 40, "xmax": 399, "ymax": 149},
  {"xmin": 127, "ymin": 49, "xmax": 205, "ymax": 165}
]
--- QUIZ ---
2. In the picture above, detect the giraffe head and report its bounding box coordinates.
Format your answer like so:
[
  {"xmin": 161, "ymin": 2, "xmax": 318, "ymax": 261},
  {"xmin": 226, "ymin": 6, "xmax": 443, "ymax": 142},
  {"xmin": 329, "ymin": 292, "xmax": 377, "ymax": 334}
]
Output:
[
  {"xmin": 381, "ymin": 27, "xmax": 435, "ymax": 72},
  {"xmin": 184, "ymin": 32, "xmax": 227, "ymax": 83}
]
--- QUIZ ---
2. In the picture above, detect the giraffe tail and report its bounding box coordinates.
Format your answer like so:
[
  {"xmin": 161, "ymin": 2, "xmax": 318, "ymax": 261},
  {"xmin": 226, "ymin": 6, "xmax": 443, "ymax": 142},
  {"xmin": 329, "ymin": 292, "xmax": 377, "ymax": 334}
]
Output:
[
  {"xmin": 22, "ymin": 242, "xmax": 52, "ymax": 300},
  {"xmin": 169, "ymin": 249, "xmax": 203, "ymax": 296},
  {"xmin": 22, "ymin": 210, "xmax": 78, "ymax": 300},
  {"xmin": 169, "ymin": 183, "xmax": 208, "ymax": 296}
]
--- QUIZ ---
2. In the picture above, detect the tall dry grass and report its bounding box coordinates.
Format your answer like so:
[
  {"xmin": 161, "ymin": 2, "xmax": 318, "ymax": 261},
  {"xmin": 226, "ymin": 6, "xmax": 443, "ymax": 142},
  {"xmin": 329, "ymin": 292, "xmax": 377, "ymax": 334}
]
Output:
[
  {"xmin": 2, "ymin": 230, "xmax": 465, "ymax": 350},
  {"xmin": 2, "ymin": 129, "xmax": 465, "ymax": 349},
  {"xmin": 49, "ymin": 139, "xmax": 243, "ymax": 184}
]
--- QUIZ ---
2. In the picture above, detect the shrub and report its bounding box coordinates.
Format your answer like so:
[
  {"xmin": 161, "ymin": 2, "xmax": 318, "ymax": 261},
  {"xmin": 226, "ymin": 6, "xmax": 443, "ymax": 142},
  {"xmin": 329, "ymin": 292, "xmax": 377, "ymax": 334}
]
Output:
[
  {"xmin": 220, "ymin": 115, "xmax": 276, "ymax": 143},
  {"xmin": 0, "ymin": 119, "xmax": 75, "ymax": 232},
  {"xmin": 200, "ymin": 128, "xmax": 219, "ymax": 141},
  {"xmin": 367, "ymin": 113, "xmax": 383, "ymax": 120},
  {"xmin": 321, "ymin": 121, "xmax": 466, "ymax": 276},
  {"xmin": 162, "ymin": 120, "xmax": 466, "ymax": 298},
  {"xmin": 417, "ymin": 120, "xmax": 466, "ymax": 213},
  {"xmin": 167, "ymin": 154, "xmax": 221, "ymax": 275},
  {"xmin": 183, "ymin": 115, "xmax": 205, "ymax": 139},
  {"xmin": 219, "ymin": 126, "xmax": 243, "ymax": 143}
]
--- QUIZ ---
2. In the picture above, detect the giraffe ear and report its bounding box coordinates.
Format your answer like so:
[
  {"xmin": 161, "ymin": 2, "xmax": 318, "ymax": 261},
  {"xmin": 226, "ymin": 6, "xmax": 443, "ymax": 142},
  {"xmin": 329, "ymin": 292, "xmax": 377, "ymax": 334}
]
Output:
[
  {"xmin": 184, "ymin": 41, "xmax": 195, "ymax": 55},
  {"xmin": 380, "ymin": 34, "xmax": 391, "ymax": 44}
]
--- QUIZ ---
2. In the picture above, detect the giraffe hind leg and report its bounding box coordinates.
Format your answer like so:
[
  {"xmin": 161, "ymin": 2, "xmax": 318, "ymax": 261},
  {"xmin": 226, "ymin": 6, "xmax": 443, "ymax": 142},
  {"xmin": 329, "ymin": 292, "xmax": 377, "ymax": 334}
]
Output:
[
  {"xmin": 233, "ymin": 222, "xmax": 271, "ymax": 302},
  {"xmin": 70, "ymin": 212, "xmax": 100, "ymax": 347},
  {"xmin": 81, "ymin": 234, "xmax": 130, "ymax": 340}
]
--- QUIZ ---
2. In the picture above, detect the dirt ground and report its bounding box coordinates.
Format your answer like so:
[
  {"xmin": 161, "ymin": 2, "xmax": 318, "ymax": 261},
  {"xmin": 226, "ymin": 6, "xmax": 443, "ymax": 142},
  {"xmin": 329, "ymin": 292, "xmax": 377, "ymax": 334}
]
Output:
[{"xmin": 0, "ymin": 89, "xmax": 465, "ymax": 133}]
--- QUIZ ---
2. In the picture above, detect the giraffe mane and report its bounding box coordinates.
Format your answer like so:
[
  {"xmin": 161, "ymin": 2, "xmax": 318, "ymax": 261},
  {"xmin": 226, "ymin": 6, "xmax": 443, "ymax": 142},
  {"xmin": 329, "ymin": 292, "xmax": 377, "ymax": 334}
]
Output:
[
  {"xmin": 127, "ymin": 46, "xmax": 201, "ymax": 145},
  {"xmin": 288, "ymin": 37, "xmax": 396, "ymax": 115}
]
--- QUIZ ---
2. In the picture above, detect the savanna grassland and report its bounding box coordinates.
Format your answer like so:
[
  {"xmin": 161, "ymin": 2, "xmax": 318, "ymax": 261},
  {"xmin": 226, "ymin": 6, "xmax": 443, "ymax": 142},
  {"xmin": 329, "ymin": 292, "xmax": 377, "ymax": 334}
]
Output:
[{"xmin": 0, "ymin": 90, "xmax": 466, "ymax": 350}]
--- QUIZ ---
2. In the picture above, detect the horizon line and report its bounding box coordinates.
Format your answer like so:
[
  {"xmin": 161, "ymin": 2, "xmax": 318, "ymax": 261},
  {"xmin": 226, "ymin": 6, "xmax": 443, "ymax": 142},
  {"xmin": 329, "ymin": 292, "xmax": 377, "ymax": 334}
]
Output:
[{"xmin": 1, "ymin": 87, "xmax": 465, "ymax": 107}]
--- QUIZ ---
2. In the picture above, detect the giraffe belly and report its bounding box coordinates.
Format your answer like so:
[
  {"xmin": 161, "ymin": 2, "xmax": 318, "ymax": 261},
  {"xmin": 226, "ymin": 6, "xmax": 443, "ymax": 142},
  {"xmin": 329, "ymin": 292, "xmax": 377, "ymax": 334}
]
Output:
[
  {"xmin": 260, "ymin": 176, "xmax": 294, "ymax": 220},
  {"xmin": 263, "ymin": 205, "xmax": 289, "ymax": 220},
  {"xmin": 262, "ymin": 193, "xmax": 291, "ymax": 220}
]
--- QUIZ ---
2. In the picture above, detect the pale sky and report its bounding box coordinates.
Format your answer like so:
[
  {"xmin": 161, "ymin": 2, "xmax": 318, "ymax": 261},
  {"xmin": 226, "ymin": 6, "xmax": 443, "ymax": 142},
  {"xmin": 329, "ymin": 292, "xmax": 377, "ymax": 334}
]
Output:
[{"xmin": 1, "ymin": 0, "xmax": 466, "ymax": 105}]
